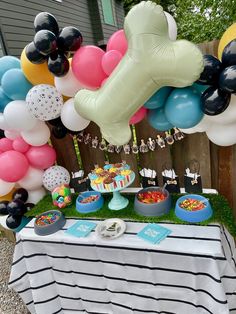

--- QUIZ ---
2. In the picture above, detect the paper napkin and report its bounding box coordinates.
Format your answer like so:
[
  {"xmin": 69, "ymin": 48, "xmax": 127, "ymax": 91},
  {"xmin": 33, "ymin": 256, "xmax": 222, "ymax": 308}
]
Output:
[
  {"xmin": 137, "ymin": 223, "xmax": 171, "ymax": 244},
  {"xmin": 65, "ymin": 221, "xmax": 96, "ymax": 238}
]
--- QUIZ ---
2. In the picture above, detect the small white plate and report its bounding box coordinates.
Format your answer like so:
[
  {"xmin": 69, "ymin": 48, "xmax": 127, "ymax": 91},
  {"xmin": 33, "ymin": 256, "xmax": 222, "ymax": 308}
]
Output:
[{"xmin": 96, "ymin": 218, "xmax": 126, "ymax": 240}]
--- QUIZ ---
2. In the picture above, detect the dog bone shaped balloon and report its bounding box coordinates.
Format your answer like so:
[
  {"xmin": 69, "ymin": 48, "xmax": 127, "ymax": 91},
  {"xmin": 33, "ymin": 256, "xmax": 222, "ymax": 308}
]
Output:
[{"xmin": 74, "ymin": 1, "xmax": 203, "ymax": 145}]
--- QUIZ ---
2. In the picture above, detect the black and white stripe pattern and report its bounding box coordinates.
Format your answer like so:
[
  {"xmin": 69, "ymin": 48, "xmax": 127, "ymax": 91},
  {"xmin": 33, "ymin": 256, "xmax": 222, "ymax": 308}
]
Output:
[{"xmin": 9, "ymin": 219, "xmax": 236, "ymax": 314}]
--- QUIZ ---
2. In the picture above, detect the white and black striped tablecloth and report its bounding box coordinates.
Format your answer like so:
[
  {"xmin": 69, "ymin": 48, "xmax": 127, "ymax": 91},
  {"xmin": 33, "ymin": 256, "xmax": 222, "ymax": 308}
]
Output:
[{"xmin": 9, "ymin": 219, "xmax": 236, "ymax": 314}]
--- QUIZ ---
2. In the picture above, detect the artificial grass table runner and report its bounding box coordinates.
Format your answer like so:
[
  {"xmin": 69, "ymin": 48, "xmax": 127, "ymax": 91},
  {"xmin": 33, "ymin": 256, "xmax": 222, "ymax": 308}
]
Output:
[{"xmin": 26, "ymin": 192, "xmax": 236, "ymax": 236}]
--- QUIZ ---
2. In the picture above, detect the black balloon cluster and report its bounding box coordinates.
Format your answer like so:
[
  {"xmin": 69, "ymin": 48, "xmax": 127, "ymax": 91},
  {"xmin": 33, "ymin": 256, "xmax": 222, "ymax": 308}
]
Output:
[
  {"xmin": 25, "ymin": 12, "xmax": 83, "ymax": 77},
  {"xmin": 48, "ymin": 118, "xmax": 78, "ymax": 139},
  {"xmin": 0, "ymin": 188, "xmax": 34, "ymax": 229},
  {"xmin": 198, "ymin": 41, "xmax": 236, "ymax": 116}
]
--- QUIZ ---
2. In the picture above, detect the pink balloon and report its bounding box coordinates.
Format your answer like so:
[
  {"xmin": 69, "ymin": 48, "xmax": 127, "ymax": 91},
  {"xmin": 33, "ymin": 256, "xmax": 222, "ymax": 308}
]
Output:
[
  {"xmin": 13, "ymin": 137, "xmax": 30, "ymax": 153},
  {"xmin": 26, "ymin": 144, "xmax": 56, "ymax": 170},
  {"xmin": 101, "ymin": 50, "xmax": 122, "ymax": 76},
  {"xmin": 101, "ymin": 78, "xmax": 108, "ymax": 87},
  {"xmin": 129, "ymin": 107, "xmax": 148, "ymax": 125},
  {"xmin": 72, "ymin": 46, "xmax": 107, "ymax": 89},
  {"xmin": 107, "ymin": 30, "xmax": 128, "ymax": 56},
  {"xmin": 0, "ymin": 138, "xmax": 13, "ymax": 152},
  {"xmin": 0, "ymin": 150, "xmax": 29, "ymax": 182}
]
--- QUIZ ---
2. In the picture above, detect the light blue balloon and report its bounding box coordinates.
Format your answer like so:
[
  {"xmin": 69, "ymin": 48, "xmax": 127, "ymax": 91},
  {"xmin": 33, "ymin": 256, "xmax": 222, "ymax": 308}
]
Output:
[
  {"xmin": 148, "ymin": 107, "xmax": 173, "ymax": 131},
  {"xmin": 1, "ymin": 69, "xmax": 33, "ymax": 100},
  {"xmin": 193, "ymin": 83, "xmax": 210, "ymax": 94},
  {"xmin": 0, "ymin": 56, "xmax": 21, "ymax": 82},
  {"xmin": 165, "ymin": 87, "xmax": 203, "ymax": 129},
  {"xmin": 0, "ymin": 87, "xmax": 11, "ymax": 112},
  {"xmin": 144, "ymin": 86, "xmax": 173, "ymax": 109}
]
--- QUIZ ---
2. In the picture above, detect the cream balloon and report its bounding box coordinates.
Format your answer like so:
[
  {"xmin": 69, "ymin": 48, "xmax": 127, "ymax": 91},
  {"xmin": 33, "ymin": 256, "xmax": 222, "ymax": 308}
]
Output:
[
  {"xmin": 179, "ymin": 115, "xmax": 211, "ymax": 134},
  {"xmin": 164, "ymin": 11, "xmax": 177, "ymax": 40},
  {"xmin": 21, "ymin": 120, "xmax": 50, "ymax": 146},
  {"xmin": 74, "ymin": 1, "xmax": 203, "ymax": 145},
  {"xmin": 206, "ymin": 123, "xmax": 236, "ymax": 146},
  {"xmin": 0, "ymin": 179, "xmax": 15, "ymax": 197},
  {"xmin": 206, "ymin": 95, "xmax": 236, "ymax": 125},
  {"xmin": 26, "ymin": 187, "xmax": 46, "ymax": 204},
  {"xmin": 4, "ymin": 100, "xmax": 37, "ymax": 131},
  {"xmin": 18, "ymin": 166, "xmax": 44, "ymax": 190},
  {"xmin": 4, "ymin": 130, "xmax": 21, "ymax": 140},
  {"xmin": 61, "ymin": 98, "xmax": 90, "ymax": 131},
  {"xmin": 54, "ymin": 68, "xmax": 84, "ymax": 97},
  {"xmin": 0, "ymin": 113, "xmax": 10, "ymax": 130}
]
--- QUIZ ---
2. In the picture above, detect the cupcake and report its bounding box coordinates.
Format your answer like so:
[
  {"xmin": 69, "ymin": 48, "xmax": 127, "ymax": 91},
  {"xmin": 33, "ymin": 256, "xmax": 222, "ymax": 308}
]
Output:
[
  {"xmin": 122, "ymin": 163, "xmax": 130, "ymax": 170},
  {"xmin": 109, "ymin": 167, "xmax": 117, "ymax": 173},
  {"xmin": 103, "ymin": 177, "xmax": 115, "ymax": 191},
  {"xmin": 93, "ymin": 177, "xmax": 104, "ymax": 190},
  {"xmin": 109, "ymin": 172, "xmax": 117, "ymax": 178},
  {"xmin": 121, "ymin": 169, "xmax": 132, "ymax": 183},
  {"xmin": 104, "ymin": 164, "xmax": 112, "ymax": 170},
  {"xmin": 88, "ymin": 173, "xmax": 98, "ymax": 180},
  {"xmin": 95, "ymin": 167, "xmax": 103, "ymax": 174},
  {"xmin": 114, "ymin": 163, "xmax": 123, "ymax": 169},
  {"xmin": 100, "ymin": 170, "xmax": 109, "ymax": 177},
  {"xmin": 114, "ymin": 175, "xmax": 125, "ymax": 188}
]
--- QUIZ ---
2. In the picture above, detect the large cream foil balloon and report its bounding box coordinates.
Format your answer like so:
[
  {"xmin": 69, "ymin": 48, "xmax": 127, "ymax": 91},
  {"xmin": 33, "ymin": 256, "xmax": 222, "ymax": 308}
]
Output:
[{"xmin": 74, "ymin": 1, "xmax": 203, "ymax": 145}]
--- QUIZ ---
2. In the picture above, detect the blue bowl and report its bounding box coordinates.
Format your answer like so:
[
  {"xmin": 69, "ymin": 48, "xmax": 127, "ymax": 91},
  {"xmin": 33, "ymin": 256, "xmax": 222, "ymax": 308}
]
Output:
[
  {"xmin": 175, "ymin": 194, "xmax": 213, "ymax": 223},
  {"xmin": 76, "ymin": 191, "xmax": 104, "ymax": 213}
]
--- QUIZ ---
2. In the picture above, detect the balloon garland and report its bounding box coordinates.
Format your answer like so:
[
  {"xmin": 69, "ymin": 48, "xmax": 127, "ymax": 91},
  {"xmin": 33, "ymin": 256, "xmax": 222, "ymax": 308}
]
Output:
[{"xmin": 25, "ymin": 12, "xmax": 83, "ymax": 77}]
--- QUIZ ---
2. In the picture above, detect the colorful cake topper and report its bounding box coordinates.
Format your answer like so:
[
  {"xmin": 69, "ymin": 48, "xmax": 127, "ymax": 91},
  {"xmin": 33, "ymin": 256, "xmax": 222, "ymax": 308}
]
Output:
[{"xmin": 52, "ymin": 184, "xmax": 72, "ymax": 208}]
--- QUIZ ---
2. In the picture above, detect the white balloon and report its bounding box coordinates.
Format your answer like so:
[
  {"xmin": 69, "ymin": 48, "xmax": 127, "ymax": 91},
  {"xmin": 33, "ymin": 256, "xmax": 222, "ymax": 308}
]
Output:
[
  {"xmin": 180, "ymin": 115, "xmax": 211, "ymax": 134},
  {"xmin": 4, "ymin": 129, "xmax": 21, "ymax": 139},
  {"xmin": 43, "ymin": 165, "xmax": 70, "ymax": 191},
  {"xmin": 4, "ymin": 100, "xmax": 37, "ymax": 131},
  {"xmin": 206, "ymin": 94, "xmax": 236, "ymax": 125},
  {"xmin": 55, "ymin": 68, "xmax": 84, "ymax": 97},
  {"xmin": 206, "ymin": 123, "xmax": 236, "ymax": 146},
  {"xmin": 0, "ymin": 113, "xmax": 10, "ymax": 130},
  {"xmin": 18, "ymin": 166, "xmax": 44, "ymax": 190},
  {"xmin": 21, "ymin": 120, "xmax": 50, "ymax": 146},
  {"xmin": 61, "ymin": 98, "xmax": 90, "ymax": 131},
  {"xmin": 26, "ymin": 84, "xmax": 63, "ymax": 121},
  {"xmin": 164, "ymin": 12, "xmax": 177, "ymax": 41},
  {"xmin": 27, "ymin": 187, "xmax": 47, "ymax": 204},
  {"xmin": 0, "ymin": 179, "xmax": 15, "ymax": 197},
  {"xmin": 179, "ymin": 127, "xmax": 196, "ymax": 134}
]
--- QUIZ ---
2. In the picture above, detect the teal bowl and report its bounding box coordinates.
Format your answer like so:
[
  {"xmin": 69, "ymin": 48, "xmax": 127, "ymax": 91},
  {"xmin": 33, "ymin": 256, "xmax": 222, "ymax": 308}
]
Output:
[{"xmin": 175, "ymin": 194, "xmax": 212, "ymax": 223}]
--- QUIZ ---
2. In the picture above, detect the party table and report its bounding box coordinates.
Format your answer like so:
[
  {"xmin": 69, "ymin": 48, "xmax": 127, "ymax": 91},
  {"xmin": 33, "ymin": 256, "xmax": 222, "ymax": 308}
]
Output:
[{"xmin": 9, "ymin": 218, "xmax": 236, "ymax": 314}]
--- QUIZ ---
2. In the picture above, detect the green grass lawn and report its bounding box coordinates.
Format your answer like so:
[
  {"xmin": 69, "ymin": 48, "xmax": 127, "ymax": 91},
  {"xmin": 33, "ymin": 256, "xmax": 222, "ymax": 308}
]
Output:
[{"xmin": 26, "ymin": 192, "xmax": 236, "ymax": 236}]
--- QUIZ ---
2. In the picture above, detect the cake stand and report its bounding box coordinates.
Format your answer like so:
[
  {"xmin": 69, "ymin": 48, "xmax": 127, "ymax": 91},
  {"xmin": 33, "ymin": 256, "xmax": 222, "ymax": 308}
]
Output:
[{"xmin": 91, "ymin": 172, "xmax": 135, "ymax": 210}]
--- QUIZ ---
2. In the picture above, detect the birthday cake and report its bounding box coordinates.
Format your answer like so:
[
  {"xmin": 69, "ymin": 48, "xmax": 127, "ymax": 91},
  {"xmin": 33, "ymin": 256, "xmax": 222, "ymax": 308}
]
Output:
[{"xmin": 89, "ymin": 162, "xmax": 134, "ymax": 191}]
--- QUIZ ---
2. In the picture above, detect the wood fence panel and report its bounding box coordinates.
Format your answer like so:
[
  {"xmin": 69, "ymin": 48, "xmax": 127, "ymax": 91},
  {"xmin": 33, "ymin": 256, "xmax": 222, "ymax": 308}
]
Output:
[
  {"xmin": 210, "ymin": 143, "xmax": 219, "ymax": 190},
  {"xmin": 218, "ymin": 146, "xmax": 233, "ymax": 206}
]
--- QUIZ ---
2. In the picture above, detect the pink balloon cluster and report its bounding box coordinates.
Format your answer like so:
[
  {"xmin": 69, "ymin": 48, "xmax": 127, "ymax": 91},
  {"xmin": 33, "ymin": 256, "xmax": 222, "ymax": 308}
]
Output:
[
  {"xmin": 71, "ymin": 29, "xmax": 147, "ymax": 124},
  {"xmin": 0, "ymin": 137, "xmax": 56, "ymax": 183}
]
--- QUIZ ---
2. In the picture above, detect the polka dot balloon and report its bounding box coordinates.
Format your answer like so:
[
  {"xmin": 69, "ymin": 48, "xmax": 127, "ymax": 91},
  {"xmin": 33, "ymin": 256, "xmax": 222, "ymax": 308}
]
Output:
[
  {"xmin": 26, "ymin": 84, "xmax": 63, "ymax": 121},
  {"xmin": 43, "ymin": 165, "xmax": 70, "ymax": 191}
]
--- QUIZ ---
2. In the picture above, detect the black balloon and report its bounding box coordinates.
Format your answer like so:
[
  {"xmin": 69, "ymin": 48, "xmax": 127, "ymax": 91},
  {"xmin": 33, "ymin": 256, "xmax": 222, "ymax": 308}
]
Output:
[
  {"xmin": 219, "ymin": 65, "xmax": 236, "ymax": 93},
  {"xmin": 222, "ymin": 39, "xmax": 236, "ymax": 67},
  {"xmin": 12, "ymin": 188, "xmax": 28, "ymax": 203},
  {"xmin": 201, "ymin": 86, "xmax": 231, "ymax": 116},
  {"xmin": 34, "ymin": 30, "xmax": 57, "ymax": 56},
  {"xmin": 0, "ymin": 129, "xmax": 5, "ymax": 138},
  {"xmin": 52, "ymin": 124, "xmax": 68, "ymax": 139},
  {"xmin": 34, "ymin": 12, "xmax": 59, "ymax": 36},
  {"xmin": 197, "ymin": 55, "xmax": 222, "ymax": 85},
  {"xmin": 0, "ymin": 201, "xmax": 9, "ymax": 215},
  {"xmin": 6, "ymin": 215, "xmax": 22, "ymax": 229},
  {"xmin": 25, "ymin": 203, "xmax": 35, "ymax": 211},
  {"xmin": 25, "ymin": 42, "xmax": 47, "ymax": 64},
  {"xmin": 48, "ymin": 52, "xmax": 70, "ymax": 77},
  {"xmin": 7, "ymin": 199, "xmax": 27, "ymax": 216},
  {"xmin": 57, "ymin": 26, "xmax": 83, "ymax": 52},
  {"xmin": 48, "ymin": 117, "xmax": 62, "ymax": 126}
]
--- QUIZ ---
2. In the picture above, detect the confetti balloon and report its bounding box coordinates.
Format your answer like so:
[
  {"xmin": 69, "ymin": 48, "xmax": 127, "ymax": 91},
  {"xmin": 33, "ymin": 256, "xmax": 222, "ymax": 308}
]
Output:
[{"xmin": 43, "ymin": 166, "xmax": 70, "ymax": 191}]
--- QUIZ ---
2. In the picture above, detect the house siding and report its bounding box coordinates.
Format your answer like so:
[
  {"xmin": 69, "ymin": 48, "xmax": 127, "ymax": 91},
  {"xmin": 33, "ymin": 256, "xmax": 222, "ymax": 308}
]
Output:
[{"xmin": 0, "ymin": 0, "xmax": 95, "ymax": 57}]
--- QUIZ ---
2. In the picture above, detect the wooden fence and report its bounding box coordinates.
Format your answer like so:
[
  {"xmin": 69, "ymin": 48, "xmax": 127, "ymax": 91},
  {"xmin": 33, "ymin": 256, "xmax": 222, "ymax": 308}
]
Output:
[{"xmin": 50, "ymin": 40, "xmax": 236, "ymax": 220}]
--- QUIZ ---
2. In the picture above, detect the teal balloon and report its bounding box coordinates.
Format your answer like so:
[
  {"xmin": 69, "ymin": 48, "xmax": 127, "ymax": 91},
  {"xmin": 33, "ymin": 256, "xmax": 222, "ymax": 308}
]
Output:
[
  {"xmin": 148, "ymin": 107, "xmax": 173, "ymax": 131},
  {"xmin": 0, "ymin": 87, "xmax": 11, "ymax": 112},
  {"xmin": 165, "ymin": 87, "xmax": 203, "ymax": 129},
  {"xmin": 193, "ymin": 83, "xmax": 210, "ymax": 94},
  {"xmin": 144, "ymin": 86, "xmax": 173, "ymax": 109},
  {"xmin": 0, "ymin": 56, "xmax": 21, "ymax": 82},
  {"xmin": 1, "ymin": 69, "xmax": 33, "ymax": 100}
]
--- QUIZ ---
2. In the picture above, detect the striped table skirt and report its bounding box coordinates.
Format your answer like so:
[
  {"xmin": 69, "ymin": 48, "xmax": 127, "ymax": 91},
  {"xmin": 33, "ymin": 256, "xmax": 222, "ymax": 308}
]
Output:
[{"xmin": 9, "ymin": 219, "xmax": 236, "ymax": 314}]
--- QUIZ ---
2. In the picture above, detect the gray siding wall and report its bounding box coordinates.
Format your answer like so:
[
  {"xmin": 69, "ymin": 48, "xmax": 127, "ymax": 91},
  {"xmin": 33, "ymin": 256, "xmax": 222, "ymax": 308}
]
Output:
[
  {"xmin": 97, "ymin": 0, "xmax": 124, "ymax": 45},
  {"xmin": 0, "ymin": 0, "xmax": 95, "ymax": 57}
]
